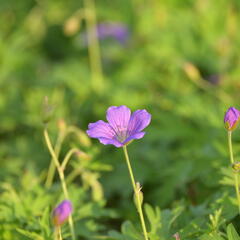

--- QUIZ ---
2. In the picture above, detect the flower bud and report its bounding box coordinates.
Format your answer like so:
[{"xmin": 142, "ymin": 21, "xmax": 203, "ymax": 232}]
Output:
[
  {"xmin": 57, "ymin": 119, "xmax": 67, "ymax": 132},
  {"xmin": 52, "ymin": 200, "xmax": 72, "ymax": 226},
  {"xmin": 173, "ymin": 233, "xmax": 180, "ymax": 240},
  {"xmin": 42, "ymin": 96, "xmax": 54, "ymax": 125},
  {"xmin": 134, "ymin": 182, "xmax": 143, "ymax": 209},
  {"xmin": 232, "ymin": 162, "xmax": 240, "ymax": 172},
  {"xmin": 64, "ymin": 15, "xmax": 81, "ymax": 36},
  {"xmin": 183, "ymin": 62, "xmax": 201, "ymax": 81},
  {"xmin": 224, "ymin": 107, "xmax": 240, "ymax": 131}
]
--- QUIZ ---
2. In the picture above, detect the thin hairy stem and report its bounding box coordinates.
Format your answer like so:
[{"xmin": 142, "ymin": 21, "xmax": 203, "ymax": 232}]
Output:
[
  {"xmin": 44, "ymin": 129, "xmax": 76, "ymax": 240},
  {"xmin": 58, "ymin": 227, "xmax": 63, "ymax": 240},
  {"xmin": 45, "ymin": 131, "xmax": 65, "ymax": 188},
  {"xmin": 123, "ymin": 146, "xmax": 148, "ymax": 240},
  {"xmin": 61, "ymin": 148, "xmax": 80, "ymax": 170},
  {"xmin": 228, "ymin": 131, "xmax": 240, "ymax": 214}
]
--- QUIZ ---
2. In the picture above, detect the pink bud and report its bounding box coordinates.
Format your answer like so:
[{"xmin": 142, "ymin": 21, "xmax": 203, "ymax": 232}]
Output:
[
  {"xmin": 52, "ymin": 200, "xmax": 72, "ymax": 226},
  {"xmin": 224, "ymin": 107, "xmax": 240, "ymax": 131}
]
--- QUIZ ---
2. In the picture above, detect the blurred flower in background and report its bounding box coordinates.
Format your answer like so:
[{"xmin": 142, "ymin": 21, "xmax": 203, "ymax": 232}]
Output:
[{"xmin": 81, "ymin": 22, "xmax": 129, "ymax": 46}]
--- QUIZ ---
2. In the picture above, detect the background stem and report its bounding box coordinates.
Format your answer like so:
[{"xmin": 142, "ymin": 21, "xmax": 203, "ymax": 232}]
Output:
[{"xmin": 84, "ymin": 0, "xmax": 104, "ymax": 93}]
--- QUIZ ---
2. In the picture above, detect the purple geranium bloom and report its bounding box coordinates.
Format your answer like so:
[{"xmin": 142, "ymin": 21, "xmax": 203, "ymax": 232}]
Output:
[
  {"xmin": 81, "ymin": 22, "xmax": 129, "ymax": 46},
  {"xmin": 96, "ymin": 23, "xmax": 129, "ymax": 44},
  {"xmin": 52, "ymin": 200, "xmax": 72, "ymax": 226},
  {"xmin": 224, "ymin": 107, "xmax": 240, "ymax": 131},
  {"xmin": 86, "ymin": 106, "xmax": 151, "ymax": 147}
]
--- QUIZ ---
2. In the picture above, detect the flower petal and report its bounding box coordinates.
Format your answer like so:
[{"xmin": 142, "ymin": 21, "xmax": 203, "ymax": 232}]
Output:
[
  {"xmin": 123, "ymin": 132, "xmax": 145, "ymax": 144},
  {"xmin": 106, "ymin": 106, "xmax": 131, "ymax": 133},
  {"xmin": 86, "ymin": 120, "xmax": 115, "ymax": 139},
  {"xmin": 127, "ymin": 109, "xmax": 151, "ymax": 135},
  {"xmin": 98, "ymin": 137, "xmax": 123, "ymax": 147}
]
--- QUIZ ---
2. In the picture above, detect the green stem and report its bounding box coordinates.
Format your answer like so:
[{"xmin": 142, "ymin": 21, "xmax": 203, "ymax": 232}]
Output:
[
  {"xmin": 54, "ymin": 227, "xmax": 58, "ymax": 240},
  {"xmin": 45, "ymin": 130, "xmax": 65, "ymax": 188},
  {"xmin": 58, "ymin": 227, "xmax": 63, "ymax": 240},
  {"xmin": 228, "ymin": 131, "xmax": 240, "ymax": 214},
  {"xmin": 123, "ymin": 146, "xmax": 148, "ymax": 240},
  {"xmin": 84, "ymin": 0, "xmax": 104, "ymax": 93},
  {"xmin": 44, "ymin": 129, "xmax": 76, "ymax": 240},
  {"xmin": 61, "ymin": 148, "xmax": 80, "ymax": 170}
]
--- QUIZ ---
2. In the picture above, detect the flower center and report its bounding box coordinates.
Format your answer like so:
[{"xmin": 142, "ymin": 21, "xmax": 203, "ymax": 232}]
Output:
[{"xmin": 116, "ymin": 130, "xmax": 128, "ymax": 143}]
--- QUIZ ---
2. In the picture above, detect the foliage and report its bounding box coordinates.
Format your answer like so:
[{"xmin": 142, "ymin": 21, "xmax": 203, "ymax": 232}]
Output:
[{"xmin": 1, "ymin": 0, "xmax": 240, "ymax": 239}]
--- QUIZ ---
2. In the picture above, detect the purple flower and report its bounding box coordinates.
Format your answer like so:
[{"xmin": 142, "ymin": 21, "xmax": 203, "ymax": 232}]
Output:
[
  {"xmin": 96, "ymin": 23, "xmax": 129, "ymax": 44},
  {"xmin": 86, "ymin": 106, "xmax": 151, "ymax": 147},
  {"xmin": 81, "ymin": 22, "xmax": 129, "ymax": 46},
  {"xmin": 224, "ymin": 107, "xmax": 240, "ymax": 131},
  {"xmin": 52, "ymin": 200, "xmax": 72, "ymax": 226}
]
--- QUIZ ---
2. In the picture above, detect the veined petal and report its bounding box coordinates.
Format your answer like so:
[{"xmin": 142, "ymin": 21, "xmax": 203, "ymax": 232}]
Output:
[
  {"xmin": 123, "ymin": 132, "xmax": 145, "ymax": 145},
  {"xmin": 99, "ymin": 137, "xmax": 123, "ymax": 147},
  {"xmin": 86, "ymin": 120, "xmax": 115, "ymax": 139},
  {"xmin": 106, "ymin": 105, "xmax": 131, "ymax": 135},
  {"xmin": 127, "ymin": 109, "xmax": 151, "ymax": 135},
  {"xmin": 86, "ymin": 106, "xmax": 151, "ymax": 148}
]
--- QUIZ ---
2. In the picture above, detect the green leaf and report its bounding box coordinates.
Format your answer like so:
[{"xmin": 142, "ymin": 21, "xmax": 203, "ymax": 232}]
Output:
[
  {"xmin": 16, "ymin": 228, "xmax": 44, "ymax": 240},
  {"xmin": 200, "ymin": 233, "xmax": 225, "ymax": 240},
  {"xmin": 144, "ymin": 203, "xmax": 161, "ymax": 234},
  {"xmin": 227, "ymin": 224, "xmax": 240, "ymax": 240},
  {"xmin": 121, "ymin": 221, "xmax": 143, "ymax": 240}
]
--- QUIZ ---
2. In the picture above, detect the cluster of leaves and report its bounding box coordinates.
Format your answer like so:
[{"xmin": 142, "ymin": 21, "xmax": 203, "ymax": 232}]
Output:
[{"xmin": 1, "ymin": 0, "xmax": 240, "ymax": 239}]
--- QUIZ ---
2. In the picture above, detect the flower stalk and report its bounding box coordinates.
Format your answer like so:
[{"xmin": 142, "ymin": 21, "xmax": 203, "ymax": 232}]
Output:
[
  {"xmin": 83, "ymin": 0, "xmax": 104, "ymax": 93},
  {"xmin": 44, "ymin": 128, "xmax": 76, "ymax": 240},
  {"xmin": 54, "ymin": 227, "xmax": 62, "ymax": 240},
  {"xmin": 45, "ymin": 129, "xmax": 65, "ymax": 188},
  {"xmin": 123, "ymin": 145, "xmax": 148, "ymax": 240},
  {"xmin": 58, "ymin": 227, "xmax": 62, "ymax": 240},
  {"xmin": 227, "ymin": 131, "xmax": 240, "ymax": 214}
]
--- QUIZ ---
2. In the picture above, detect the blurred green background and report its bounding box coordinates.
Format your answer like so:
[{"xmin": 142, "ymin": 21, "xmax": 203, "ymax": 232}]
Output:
[{"xmin": 1, "ymin": 0, "xmax": 240, "ymax": 239}]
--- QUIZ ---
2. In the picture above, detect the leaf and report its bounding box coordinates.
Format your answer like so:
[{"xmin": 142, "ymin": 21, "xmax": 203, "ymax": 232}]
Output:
[
  {"xmin": 16, "ymin": 228, "xmax": 44, "ymax": 240},
  {"xmin": 200, "ymin": 233, "xmax": 225, "ymax": 240},
  {"xmin": 121, "ymin": 221, "xmax": 144, "ymax": 240},
  {"xmin": 144, "ymin": 203, "xmax": 161, "ymax": 234},
  {"xmin": 227, "ymin": 224, "xmax": 240, "ymax": 240}
]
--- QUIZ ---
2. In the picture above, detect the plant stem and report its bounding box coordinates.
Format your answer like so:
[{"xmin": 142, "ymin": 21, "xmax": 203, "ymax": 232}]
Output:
[
  {"xmin": 228, "ymin": 131, "xmax": 240, "ymax": 214},
  {"xmin": 54, "ymin": 227, "xmax": 58, "ymax": 240},
  {"xmin": 123, "ymin": 145, "xmax": 148, "ymax": 240},
  {"xmin": 83, "ymin": 0, "xmax": 104, "ymax": 93},
  {"xmin": 58, "ymin": 227, "xmax": 63, "ymax": 240},
  {"xmin": 44, "ymin": 129, "xmax": 76, "ymax": 240},
  {"xmin": 45, "ymin": 130, "xmax": 65, "ymax": 188},
  {"xmin": 61, "ymin": 148, "xmax": 80, "ymax": 170}
]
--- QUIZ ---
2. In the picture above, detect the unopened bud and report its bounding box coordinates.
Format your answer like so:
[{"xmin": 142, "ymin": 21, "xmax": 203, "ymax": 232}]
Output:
[
  {"xmin": 173, "ymin": 233, "xmax": 180, "ymax": 240},
  {"xmin": 134, "ymin": 182, "xmax": 143, "ymax": 209},
  {"xmin": 52, "ymin": 200, "xmax": 72, "ymax": 226},
  {"xmin": 183, "ymin": 62, "xmax": 201, "ymax": 81},
  {"xmin": 64, "ymin": 16, "xmax": 81, "ymax": 36},
  {"xmin": 75, "ymin": 150, "xmax": 91, "ymax": 161},
  {"xmin": 58, "ymin": 119, "xmax": 67, "ymax": 132},
  {"xmin": 42, "ymin": 96, "xmax": 54, "ymax": 124},
  {"xmin": 232, "ymin": 162, "xmax": 240, "ymax": 172},
  {"xmin": 224, "ymin": 107, "xmax": 240, "ymax": 131}
]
